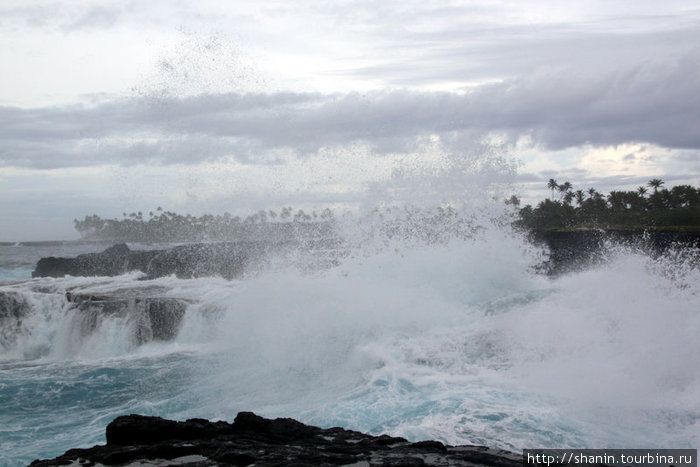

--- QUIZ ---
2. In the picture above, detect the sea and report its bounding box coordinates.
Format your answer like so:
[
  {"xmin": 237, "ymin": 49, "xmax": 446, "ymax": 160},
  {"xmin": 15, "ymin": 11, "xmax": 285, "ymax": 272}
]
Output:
[{"xmin": 1, "ymin": 217, "xmax": 699, "ymax": 466}]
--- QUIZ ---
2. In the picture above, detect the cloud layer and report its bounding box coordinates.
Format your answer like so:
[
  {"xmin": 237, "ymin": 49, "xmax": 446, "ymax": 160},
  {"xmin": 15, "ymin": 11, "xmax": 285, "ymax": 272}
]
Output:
[
  {"xmin": 1, "ymin": 0, "xmax": 700, "ymax": 240},
  {"xmin": 2, "ymin": 47, "xmax": 699, "ymax": 170}
]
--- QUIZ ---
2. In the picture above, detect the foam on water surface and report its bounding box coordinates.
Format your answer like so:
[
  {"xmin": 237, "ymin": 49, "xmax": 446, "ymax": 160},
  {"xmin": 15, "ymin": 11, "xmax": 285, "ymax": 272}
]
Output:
[{"xmin": 1, "ymin": 226, "xmax": 699, "ymax": 465}]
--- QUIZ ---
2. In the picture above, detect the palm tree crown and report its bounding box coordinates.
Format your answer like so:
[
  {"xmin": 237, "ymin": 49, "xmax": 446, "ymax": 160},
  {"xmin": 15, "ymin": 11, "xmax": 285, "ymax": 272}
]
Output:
[{"xmin": 648, "ymin": 179, "xmax": 664, "ymax": 193}]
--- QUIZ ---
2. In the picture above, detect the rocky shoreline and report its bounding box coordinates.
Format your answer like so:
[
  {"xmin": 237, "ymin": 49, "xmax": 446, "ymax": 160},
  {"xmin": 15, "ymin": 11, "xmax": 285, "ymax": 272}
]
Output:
[
  {"xmin": 29, "ymin": 229, "xmax": 700, "ymax": 281},
  {"xmin": 30, "ymin": 239, "xmax": 342, "ymax": 280},
  {"xmin": 528, "ymin": 228, "xmax": 700, "ymax": 275},
  {"xmin": 30, "ymin": 412, "xmax": 522, "ymax": 466},
  {"xmin": 0, "ymin": 283, "xmax": 193, "ymax": 355},
  {"xmin": 31, "ymin": 243, "xmax": 254, "ymax": 280}
]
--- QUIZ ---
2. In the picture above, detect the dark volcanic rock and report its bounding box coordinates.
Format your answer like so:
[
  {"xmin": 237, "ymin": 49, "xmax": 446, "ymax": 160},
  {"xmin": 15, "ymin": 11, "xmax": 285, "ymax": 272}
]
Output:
[
  {"xmin": 66, "ymin": 291, "xmax": 189, "ymax": 344},
  {"xmin": 31, "ymin": 412, "xmax": 522, "ymax": 466},
  {"xmin": 145, "ymin": 298, "xmax": 188, "ymax": 340},
  {"xmin": 32, "ymin": 242, "xmax": 254, "ymax": 280},
  {"xmin": 0, "ymin": 290, "xmax": 28, "ymax": 321},
  {"xmin": 0, "ymin": 285, "xmax": 192, "ymax": 357},
  {"xmin": 0, "ymin": 290, "xmax": 30, "ymax": 350},
  {"xmin": 32, "ymin": 243, "xmax": 152, "ymax": 278},
  {"xmin": 143, "ymin": 242, "xmax": 253, "ymax": 280},
  {"xmin": 529, "ymin": 229, "xmax": 700, "ymax": 275}
]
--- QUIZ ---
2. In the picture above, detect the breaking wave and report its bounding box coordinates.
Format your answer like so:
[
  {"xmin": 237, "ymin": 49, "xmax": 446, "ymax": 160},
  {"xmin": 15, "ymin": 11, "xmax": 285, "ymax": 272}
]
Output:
[{"xmin": 1, "ymin": 218, "xmax": 699, "ymax": 465}]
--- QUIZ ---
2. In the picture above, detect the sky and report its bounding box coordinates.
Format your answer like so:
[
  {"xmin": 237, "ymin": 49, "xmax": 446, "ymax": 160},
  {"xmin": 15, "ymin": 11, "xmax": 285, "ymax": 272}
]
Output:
[{"xmin": 1, "ymin": 0, "xmax": 699, "ymax": 241}]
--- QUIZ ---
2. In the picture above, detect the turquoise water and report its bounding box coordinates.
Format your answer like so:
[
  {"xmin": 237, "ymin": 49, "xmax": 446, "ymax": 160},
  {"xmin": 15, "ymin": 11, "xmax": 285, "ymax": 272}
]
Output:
[
  {"xmin": 0, "ymin": 353, "xmax": 202, "ymax": 465},
  {"xmin": 1, "ymin": 236, "xmax": 699, "ymax": 465}
]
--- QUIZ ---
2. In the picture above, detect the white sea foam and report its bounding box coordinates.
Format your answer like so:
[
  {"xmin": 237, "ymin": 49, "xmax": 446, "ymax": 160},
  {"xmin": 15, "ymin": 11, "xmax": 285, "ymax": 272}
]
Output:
[{"xmin": 1, "ymin": 221, "xmax": 699, "ymax": 466}]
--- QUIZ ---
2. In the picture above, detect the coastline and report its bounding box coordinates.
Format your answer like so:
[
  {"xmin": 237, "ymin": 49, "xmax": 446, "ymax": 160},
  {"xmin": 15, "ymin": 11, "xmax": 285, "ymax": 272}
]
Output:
[{"xmin": 30, "ymin": 412, "xmax": 523, "ymax": 467}]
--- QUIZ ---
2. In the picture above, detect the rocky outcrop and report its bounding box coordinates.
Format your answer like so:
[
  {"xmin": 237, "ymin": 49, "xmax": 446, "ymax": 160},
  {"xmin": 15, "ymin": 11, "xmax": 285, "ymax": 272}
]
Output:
[
  {"xmin": 0, "ymin": 290, "xmax": 30, "ymax": 350},
  {"xmin": 0, "ymin": 290, "xmax": 27, "ymax": 321},
  {"xmin": 31, "ymin": 412, "xmax": 522, "ymax": 466},
  {"xmin": 66, "ymin": 290, "xmax": 189, "ymax": 344},
  {"xmin": 32, "ymin": 243, "xmax": 256, "ymax": 280},
  {"xmin": 0, "ymin": 285, "xmax": 192, "ymax": 356},
  {"xmin": 142, "ymin": 242, "xmax": 254, "ymax": 280},
  {"xmin": 32, "ymin": 243, "xmax": 154, "ymax": 278},
  {"xmin": 529, "ymin": 229, "xmax": 700, "ymax": 275}
]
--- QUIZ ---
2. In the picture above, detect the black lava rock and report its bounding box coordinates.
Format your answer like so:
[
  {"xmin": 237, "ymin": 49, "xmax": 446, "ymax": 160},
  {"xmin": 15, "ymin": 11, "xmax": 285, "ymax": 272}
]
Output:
[
  {"xmin": 31, "ymin": 243, "xmax": 252, "ymax": 280},
  {"xmin": 31, "ymin": 412, "xmax": 522, "ymax": 466}
]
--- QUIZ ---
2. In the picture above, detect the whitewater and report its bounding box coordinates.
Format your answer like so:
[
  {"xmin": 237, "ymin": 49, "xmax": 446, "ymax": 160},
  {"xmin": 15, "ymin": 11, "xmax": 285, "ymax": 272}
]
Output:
[{"xmin": 1, "ymin": 222, "xmax": 699, "ymax": 466}]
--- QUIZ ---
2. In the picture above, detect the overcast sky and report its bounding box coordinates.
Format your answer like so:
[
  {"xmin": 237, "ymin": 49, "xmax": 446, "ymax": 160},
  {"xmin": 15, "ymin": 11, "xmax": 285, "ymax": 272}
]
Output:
[{"xmin": 1, "ymin": 0, "xmax": 699, "ymax": 240}]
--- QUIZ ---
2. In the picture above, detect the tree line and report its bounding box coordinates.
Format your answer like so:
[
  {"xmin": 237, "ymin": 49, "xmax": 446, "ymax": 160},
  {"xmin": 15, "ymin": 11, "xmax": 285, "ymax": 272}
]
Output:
[
  {"xmin": 74, "ymin": 203, "xmax": 489, "ymax": 244},
  {"xmin": 74, "ymin": 178, "xmax": 700, "ymax": 241},
  {"xmin": 513, "ymin": 179, "xmax": 700, "ymax": 230},
  {"xmin": 73, "ymin": 207, "xmax": 335, "ymax": 242}
]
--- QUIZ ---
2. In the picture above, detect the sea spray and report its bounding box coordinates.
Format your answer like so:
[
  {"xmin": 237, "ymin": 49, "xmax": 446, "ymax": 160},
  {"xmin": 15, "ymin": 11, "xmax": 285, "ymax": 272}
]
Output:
[
  {"xmin": 1, "ymin": 225, "xmax": 700, "ymax": 465},
  {"xmin": 173, "ymin": 224, "xmax": 700, "ymax": 450},
  {"xmin": 505, "ymin": 245, "xmax": 700, "ymax": 444},
  {"xmin": 2, "ymin": 203, "xmax": 700, "ymax": 465}
]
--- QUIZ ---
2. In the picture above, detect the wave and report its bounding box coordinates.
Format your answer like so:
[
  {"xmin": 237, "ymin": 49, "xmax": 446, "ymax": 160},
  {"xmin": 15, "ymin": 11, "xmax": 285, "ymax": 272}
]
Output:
[{"xmin": 1, "ymin": 222, "xmax": 699, "ymax": 462}]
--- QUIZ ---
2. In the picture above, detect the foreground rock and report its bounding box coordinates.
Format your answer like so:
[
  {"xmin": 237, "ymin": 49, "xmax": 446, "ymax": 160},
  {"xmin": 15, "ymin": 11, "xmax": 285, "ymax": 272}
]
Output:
[{"xmin": 31, "ymin": 412, "xmax": 521, "ymax": 467}]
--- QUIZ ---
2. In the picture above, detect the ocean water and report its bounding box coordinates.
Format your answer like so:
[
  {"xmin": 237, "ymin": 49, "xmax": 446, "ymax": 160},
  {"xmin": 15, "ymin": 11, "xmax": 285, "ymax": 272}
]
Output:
[{"xmin": 1, "ymin": 225, "xmax": 699, "ymax": 466}]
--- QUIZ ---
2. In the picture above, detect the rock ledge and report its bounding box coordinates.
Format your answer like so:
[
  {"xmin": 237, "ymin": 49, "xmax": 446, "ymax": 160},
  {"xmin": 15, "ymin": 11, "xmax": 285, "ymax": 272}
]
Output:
[{"xmin": 31, "ymin": 412, "xmax": 522, "ymax": 466}]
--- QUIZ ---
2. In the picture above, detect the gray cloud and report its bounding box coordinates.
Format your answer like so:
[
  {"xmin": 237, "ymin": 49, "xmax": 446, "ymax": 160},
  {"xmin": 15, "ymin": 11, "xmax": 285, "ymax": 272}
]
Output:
[
  {"xmin": 2, "ymin": 1, "xmax": 700, "ymax": 241},
  {"xmin": 2, "ymin": 46, "xmax": 699, "ymax": 170},
  {"xmin": 0, "ymin": 3, "xmax": 127, "ymax": 31},
  {"xmin": 323, "ymin": 3, "xmax": 700, "ymax": 87},
  {"xmin": 63, "ymin": 5, "xmax": 124, "ymax": 30}
]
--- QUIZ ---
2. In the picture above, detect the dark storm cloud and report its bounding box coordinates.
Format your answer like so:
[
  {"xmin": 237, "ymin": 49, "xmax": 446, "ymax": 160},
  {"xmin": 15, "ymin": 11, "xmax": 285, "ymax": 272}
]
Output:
[{"xmin": 1, "ymin": 47, "xmax": 699, "ymax": 169}]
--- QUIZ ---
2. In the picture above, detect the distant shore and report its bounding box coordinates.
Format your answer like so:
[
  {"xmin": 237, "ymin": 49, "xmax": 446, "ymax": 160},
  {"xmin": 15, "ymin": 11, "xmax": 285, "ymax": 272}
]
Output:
[
  {"xmin": 529, "ymin": 225, "xmax": 700, "ymax": 233},
  {"xmin": 5, "ymin": 224, "xmax": 700, "ymax": 247},
  {"xmin": 0, "ymin": 239, "xmax": 106, "ymax": 247}
]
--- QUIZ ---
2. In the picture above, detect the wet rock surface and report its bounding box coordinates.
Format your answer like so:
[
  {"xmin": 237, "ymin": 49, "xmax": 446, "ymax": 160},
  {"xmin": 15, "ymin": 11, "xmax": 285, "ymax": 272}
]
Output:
[
  {"xmin": 0, "ymin": 290, "xmax": 30, "ymax": 350},
  {"xmin": 32, "ymin": 244, "xmax": 144, "ymax": 278},
  {"xmin": 529, "ymin": 229, "xmax": 700, "ymax": 275},
  {"xmin": 31, "ymin": 243, "xmax": 255, "ymax": 280},
  {"xmin": 30, "ymin": 230, "xmax": 700, "ymax": 281},
  {"xmin": 31, "ymin": 412, "xmax": 522, "ymax": 466},
  {"xmin": 142, "ymin": 242, "xmax": 252, "ymax": 280},
  {"xmin": 65, "ymin": 290, "xmax": 190, "ymax": 344},
  {"xmin": 0, "ymin": 290, "xmax": 27, "ymax": 321},
  {"xmin": 0, "ymin": 284, "xmax": 193, "ymax": 354}
]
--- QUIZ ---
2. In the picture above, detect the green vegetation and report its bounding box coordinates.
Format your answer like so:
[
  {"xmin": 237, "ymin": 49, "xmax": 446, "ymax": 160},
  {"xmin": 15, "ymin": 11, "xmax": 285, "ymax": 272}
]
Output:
[
  {"xmin": 514, "ymin": 179, "xmax": 700, "ymax": 231},
  {"xmin": 73, "ymin": 207, "xmax": 335, "ymax": 242},
  {"xmin": 74, "ymin": 179, "xmax": 700, "ymax": 241}
]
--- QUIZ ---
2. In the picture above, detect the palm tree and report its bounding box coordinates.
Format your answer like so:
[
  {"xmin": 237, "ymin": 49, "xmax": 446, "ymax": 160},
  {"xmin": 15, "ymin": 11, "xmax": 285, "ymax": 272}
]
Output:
[
  {"xmin": 648, "ymin": 179, "xmax": 664, "ymax": 193},
  {"xmin": 557, "ymin": 181, "xmax": 572, "ymax": 201},
  {"xmin": 607, "ymin": 191, "xmax": 627, "ymax": 211},
  {"xmin": 547, "ymin": 179, "xmax": 558, "ymax": 199},
  {"xmin": 558, "ymin": 181, "xmax": 572, "ymax": 192},
  {"xmin": 574, "ymin": 190, "xmax": 585, "ymax": 206},
  {"xmin": 637, "ymin": 186, "xmax": 647, "ymax": 197},
  {"xmin": 505, "ymin": 195, "xmax": 520, "ymax": 207},
  {"xmin": 563, "ymin": 191, "xmax": 574, "ymax": 206}
]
